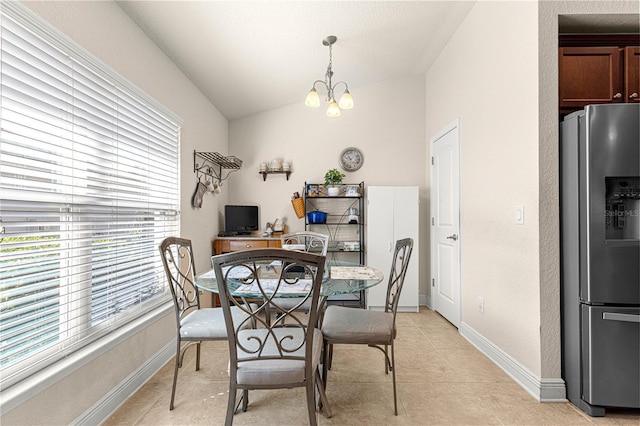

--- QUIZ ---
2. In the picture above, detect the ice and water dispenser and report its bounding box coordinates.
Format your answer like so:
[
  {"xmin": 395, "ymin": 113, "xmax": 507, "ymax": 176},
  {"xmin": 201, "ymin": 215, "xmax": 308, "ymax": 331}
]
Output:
[{"xmin": 605, "ymin": 177, "xmax": 640, "ymax": 240}]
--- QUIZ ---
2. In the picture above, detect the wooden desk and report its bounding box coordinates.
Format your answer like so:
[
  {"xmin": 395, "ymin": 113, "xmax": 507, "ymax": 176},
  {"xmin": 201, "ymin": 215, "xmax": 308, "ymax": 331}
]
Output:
[{"xmin": 212, "ymin": 234, "xmax": 282, "ymax": 255}]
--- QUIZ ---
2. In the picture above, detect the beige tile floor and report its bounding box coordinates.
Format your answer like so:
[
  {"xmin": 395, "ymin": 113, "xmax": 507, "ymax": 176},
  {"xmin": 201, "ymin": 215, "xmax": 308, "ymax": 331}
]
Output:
[{"xmin": 103, "ymin": 308, "xmax": 640, "ymax": 425}]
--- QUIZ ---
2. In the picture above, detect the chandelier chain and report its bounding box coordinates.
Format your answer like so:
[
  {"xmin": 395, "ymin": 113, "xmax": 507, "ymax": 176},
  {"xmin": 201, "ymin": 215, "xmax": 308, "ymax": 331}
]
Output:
[{"xmin": 325, "ymin": 43, "xmax": 334, "ymax": 100}]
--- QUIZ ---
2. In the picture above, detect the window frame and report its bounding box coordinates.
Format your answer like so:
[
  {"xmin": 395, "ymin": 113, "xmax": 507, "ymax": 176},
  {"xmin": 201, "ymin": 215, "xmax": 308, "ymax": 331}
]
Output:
[{"xmin": 0, "ymin": 1, "xmax": 182, "ymax": 391}]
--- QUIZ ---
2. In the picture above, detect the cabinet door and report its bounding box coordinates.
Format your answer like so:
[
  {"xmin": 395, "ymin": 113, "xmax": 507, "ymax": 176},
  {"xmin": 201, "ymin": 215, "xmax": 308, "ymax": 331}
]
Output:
[
  {"xmin": 366, "ymin": 186, "xmax": 419, "ymax": 311},
  {"xmin": 625, "ymin": 47, "xmax": 640, "ymax": 103},
  {"xmin": 366, "ymin": 187, "xmax": 395, "ymax": 310},
  {"xmin": 392, "ymin": 186, "xmax": 419, "ymax": 311},
  {"xmin": 559, "ymin": 47, "xmax": 623, "ymax": 108}
]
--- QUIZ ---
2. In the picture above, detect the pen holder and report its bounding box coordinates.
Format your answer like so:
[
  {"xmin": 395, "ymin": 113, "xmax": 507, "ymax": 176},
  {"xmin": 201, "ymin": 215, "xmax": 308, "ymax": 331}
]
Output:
[{"xmin": 291, "ymin": 197, "xmax": 305, "ymax": 219}]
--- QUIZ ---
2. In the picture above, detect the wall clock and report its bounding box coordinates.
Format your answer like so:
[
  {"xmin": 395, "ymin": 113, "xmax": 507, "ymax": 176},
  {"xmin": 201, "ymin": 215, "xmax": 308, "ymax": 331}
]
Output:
[{"xmin": 339, "ymin": 147, "xmax": 364, "ymax": 172}]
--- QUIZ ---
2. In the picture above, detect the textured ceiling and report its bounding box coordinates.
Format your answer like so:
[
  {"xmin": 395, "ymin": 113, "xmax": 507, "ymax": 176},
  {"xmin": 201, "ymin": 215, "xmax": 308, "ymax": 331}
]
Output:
[{"xmin": 116, "ymin": 1, "xmax": 476, "ymax": 120}]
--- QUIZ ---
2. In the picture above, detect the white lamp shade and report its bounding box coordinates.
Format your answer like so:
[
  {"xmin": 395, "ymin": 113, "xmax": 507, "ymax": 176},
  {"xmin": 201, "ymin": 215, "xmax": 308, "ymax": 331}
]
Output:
[
  {"xmin": 305, "ymin": 89, "xmax": 320, "ymax": 107},
  {"xmin": 338, "ymin": 90, "xmax": 353, "ymax": 109},
  {"xmin": 326, "ymin": 102, "xmax": 341, "ymax": 117}
]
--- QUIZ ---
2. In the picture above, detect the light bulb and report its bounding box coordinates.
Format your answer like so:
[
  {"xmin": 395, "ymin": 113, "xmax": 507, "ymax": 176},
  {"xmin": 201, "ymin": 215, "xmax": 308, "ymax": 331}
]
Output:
[
  {"xmin": 326, "ymin": 101, "xmax": 341, "ymax": 117},
  {"xmin": 305, "ymin": 88, "xmax": 320, "ymax": 107},
  {"xmin": 338, "ymin": 90, "xmax": 353, "ymax": 110}
]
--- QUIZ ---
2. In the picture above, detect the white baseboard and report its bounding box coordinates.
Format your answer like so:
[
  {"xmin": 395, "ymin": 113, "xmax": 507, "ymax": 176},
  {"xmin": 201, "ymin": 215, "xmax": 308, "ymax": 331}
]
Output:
[
  {"xmin": 459, "ymin": 322, "xmax": 566, "ymax": 402},
  {"xmin": 420, "ymin": 293, "xmax": 431, "ymax": 309},
  {"xmin": 72, "ymin": 340, "xmax": 175, "ymax": 426}
]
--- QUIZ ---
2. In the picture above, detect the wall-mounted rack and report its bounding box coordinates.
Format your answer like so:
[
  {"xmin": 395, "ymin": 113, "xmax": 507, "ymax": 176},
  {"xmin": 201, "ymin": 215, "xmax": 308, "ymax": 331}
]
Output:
[{"xmin": 194, "ymin": 151, "xmax": 242, "ymax": 183}]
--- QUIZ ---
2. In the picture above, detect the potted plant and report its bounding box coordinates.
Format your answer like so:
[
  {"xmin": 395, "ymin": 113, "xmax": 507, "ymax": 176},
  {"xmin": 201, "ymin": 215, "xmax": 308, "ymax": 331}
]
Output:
[{"xmin": 324, "ymin": 168, "xmax": 345, "ymax": 196}]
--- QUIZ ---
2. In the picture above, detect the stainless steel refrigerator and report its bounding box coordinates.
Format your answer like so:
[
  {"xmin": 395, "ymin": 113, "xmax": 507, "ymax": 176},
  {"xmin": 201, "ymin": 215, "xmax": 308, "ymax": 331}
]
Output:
[{"xmin": 561, "ymin": 103, "xmax": 640, "ymax": 416}]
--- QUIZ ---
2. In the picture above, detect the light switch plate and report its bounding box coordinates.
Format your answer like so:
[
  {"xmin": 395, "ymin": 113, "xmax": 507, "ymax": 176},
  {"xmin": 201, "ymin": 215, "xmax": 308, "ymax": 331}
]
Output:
[{"xmin": 515, "ymin": 205, "xmax": 524, "ymax": 225}]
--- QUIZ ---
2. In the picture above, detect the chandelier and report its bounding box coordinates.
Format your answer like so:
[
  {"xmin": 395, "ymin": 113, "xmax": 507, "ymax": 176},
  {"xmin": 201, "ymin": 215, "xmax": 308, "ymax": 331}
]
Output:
[{"xmin": 304, "ymin": 35, "xmax": 353, "ymax": 117}]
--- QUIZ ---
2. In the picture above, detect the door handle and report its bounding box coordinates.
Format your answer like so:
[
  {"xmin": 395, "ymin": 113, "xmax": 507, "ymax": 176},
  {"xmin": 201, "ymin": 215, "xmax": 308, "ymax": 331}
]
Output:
[
  {"xmin": 446, "ymin": 234, "xmax": 458, "ymax": 241},
  {"xmin": 603, "ymin": 312, "xmax": 640, "ymax": 323}
]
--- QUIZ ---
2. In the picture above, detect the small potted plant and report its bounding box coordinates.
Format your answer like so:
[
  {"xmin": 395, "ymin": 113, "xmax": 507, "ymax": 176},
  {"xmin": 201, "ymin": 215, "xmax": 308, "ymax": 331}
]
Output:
[{"xmin": 324, "ymin": 168, "xmax": 345, "ymax": 196}]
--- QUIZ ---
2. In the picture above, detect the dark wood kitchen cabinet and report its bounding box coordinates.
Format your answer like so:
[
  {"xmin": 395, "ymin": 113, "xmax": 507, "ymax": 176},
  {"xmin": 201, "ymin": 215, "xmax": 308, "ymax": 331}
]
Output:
[
  {"xmin": 559, "ymin": 35, "xmax": 640, "ymax": 116},
  {"xmin": 625, "ymin": 46, "xmax": 640, "ymax": 104},
  {"xmin": 559, "ymin": 46, "xmax": 624, "ymax": 108}
]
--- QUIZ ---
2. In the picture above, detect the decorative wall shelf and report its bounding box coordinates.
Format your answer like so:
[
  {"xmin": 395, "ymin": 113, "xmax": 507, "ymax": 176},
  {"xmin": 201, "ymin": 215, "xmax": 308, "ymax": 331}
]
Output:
[
  {"xmin": 194, "ymin": 151, "xmax": 242, "ymax": 183},
  {"xmin": 259, "ymin": 171, "xmax": 291, "ymax": 181}
]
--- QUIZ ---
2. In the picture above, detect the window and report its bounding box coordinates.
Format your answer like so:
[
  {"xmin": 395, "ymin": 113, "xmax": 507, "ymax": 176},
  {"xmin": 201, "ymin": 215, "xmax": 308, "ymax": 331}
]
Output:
[{"xmin": 0, "ymin": 3, "xmax": 181, "ymax": 389}]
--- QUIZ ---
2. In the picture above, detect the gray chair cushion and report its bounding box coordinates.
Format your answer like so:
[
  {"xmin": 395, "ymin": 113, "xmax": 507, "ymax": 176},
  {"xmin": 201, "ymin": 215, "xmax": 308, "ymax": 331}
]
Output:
[
  {"xmin": 274, "ymin": 297, "xmax": 313, "ymax": 312},
  {"xmin": 235, "ymin": 328, "xmax": 322, "ymax": 386},
  {"xmin": 321, "ymin": 305, "xmax": 395, "ymax": 345},
  {"xmin": 180, "ymin": 306, "xmax": 253, "ymax": 340}
]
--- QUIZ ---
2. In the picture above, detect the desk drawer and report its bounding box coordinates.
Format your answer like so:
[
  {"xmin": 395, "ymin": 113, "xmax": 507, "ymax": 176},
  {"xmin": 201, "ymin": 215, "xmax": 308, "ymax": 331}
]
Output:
[{"xmin": 229, "ymin": 240, "xmax": 270, "ymax": 251}]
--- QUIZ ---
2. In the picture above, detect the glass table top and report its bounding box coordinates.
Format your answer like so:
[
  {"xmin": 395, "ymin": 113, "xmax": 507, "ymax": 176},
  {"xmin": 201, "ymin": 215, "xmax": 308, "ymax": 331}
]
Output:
[{"xmin": 195, "ymin": 259, "xmax": 384, "ymax": 299}]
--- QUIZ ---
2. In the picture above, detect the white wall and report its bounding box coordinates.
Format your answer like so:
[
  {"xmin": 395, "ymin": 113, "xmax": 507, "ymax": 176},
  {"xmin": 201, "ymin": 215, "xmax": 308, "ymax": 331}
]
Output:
[
  {"xmin": 425, "ymin": 1, "xmax": 542, "ymax": 375},
  {"xmin": 3, "ymin": 1, "xmax": 228, "ymax": 424},
  {"xmin": 228, "ymin": 75, "xmax": 430, "ymax": 300},
  {"xmin": 425, "ymin": 0, "xmax": 639, "ymax": 391}
]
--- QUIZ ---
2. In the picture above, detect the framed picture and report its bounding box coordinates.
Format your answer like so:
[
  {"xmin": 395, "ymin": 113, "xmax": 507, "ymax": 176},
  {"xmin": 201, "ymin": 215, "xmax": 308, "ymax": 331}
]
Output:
[{"xmin": 306, "ymin": 184, "xmax": 319, "ymax": 197}]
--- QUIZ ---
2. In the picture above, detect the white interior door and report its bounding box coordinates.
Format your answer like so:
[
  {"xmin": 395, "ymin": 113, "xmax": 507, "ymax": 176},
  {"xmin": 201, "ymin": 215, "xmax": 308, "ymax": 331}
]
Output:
[{"xmin": 430, "ymin": 120, "xmax": 461, "ymax": 327}]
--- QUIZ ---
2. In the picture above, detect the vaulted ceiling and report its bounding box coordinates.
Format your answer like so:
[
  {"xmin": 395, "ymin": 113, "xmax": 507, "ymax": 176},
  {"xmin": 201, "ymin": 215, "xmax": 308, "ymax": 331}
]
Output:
[
  {"xmin": 116, "ymin": 2, "xmax": 639, "ymax": 121},
  {"xmin": 116, "ymin": 1, "xmax": 476, "ymax": 120}
]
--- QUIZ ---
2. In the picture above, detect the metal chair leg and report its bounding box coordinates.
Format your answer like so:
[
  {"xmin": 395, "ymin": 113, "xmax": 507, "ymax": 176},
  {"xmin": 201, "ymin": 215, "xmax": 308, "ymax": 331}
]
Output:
[
  {"xmin": 169, "ymin": 340, "xmax": 181, "ymax": 410},
  {"xmin": 315, "ymin": 369, "xmax": 332, "ymax": 418},
  {"xmin": 242, "ymin": 389, "xmax": 249, "ymax": 412},
  {"xmin": 225, "ymin": 386, "xmax": 237, "ymax": 426},
  {"xmin": 391, "ymin": 343, "xmax": 398, "ymax": 415},
  {"xmin": 195, "ymin": 342, "xmax": 201, "ymax": 371},
  {"xmin": 305, "ymin": 380, "xmax": 318, "ymax": 426},
  {"xmin": 322, "ymin": 341, "xmax": 330, "ymax": 390}
]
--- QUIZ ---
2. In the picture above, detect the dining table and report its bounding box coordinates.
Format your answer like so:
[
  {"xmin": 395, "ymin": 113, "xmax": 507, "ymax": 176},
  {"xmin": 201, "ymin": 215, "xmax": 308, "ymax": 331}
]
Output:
[{"xmin": 195, "ymin": 258, "xmax": 384, "ymax": 317}]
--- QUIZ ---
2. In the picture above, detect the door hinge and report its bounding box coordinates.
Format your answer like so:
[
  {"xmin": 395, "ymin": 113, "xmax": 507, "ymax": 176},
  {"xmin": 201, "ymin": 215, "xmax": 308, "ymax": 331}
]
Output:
[
  {"xmin": 432, "ymin": 278, "xmax": 435, "ymax": 287},
  {"xmin": 431, "ymin": 217, "xmax": 434, "ymax": 226},
  {"xmin": 431, "ymin": 157, "xmax": 434, "ymax": 165}
]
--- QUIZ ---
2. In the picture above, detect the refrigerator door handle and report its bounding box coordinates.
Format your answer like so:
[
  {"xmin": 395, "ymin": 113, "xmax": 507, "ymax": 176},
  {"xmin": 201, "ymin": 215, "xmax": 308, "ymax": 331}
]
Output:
[{"xmin": 602, "ymin": 312, "xmax": 640, "ymax": 323}]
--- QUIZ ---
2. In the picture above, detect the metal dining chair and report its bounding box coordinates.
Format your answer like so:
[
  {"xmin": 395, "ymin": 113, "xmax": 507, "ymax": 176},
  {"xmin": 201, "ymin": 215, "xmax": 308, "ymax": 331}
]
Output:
[
  {"xmin": 211, "ymin": 248, "xmax": 332, "ymax": 425},
  {"xmin": 159, "ymin": 237, "xmax": 254, "ymax": 410},
  {"xmin": 278, "ymin": 231, "xmax": 330, "ymax": 314},
  {"xmin": 321, "ymin": 237, "xmax": 414, "ymax": 415},
  {"xmin": 281, "ymin": 231, "xmax": 330, "ymax": 256}
]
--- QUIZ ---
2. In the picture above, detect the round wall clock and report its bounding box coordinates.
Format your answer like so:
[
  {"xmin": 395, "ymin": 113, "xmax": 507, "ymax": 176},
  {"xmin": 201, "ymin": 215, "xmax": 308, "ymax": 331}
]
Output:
[{"xmin": 339, "ymin": 147, "xmax": 364, "ymax": 172}]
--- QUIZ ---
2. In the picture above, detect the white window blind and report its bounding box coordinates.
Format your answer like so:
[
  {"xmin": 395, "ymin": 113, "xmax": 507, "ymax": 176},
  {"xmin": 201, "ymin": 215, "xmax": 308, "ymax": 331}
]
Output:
[{"xmin": 0, "ymin": 3, "xmax": 181, "ymax": 389}]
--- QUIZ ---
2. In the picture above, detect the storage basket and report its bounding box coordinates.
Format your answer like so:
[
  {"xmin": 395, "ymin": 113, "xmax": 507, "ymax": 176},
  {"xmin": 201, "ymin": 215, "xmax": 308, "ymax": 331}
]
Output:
[{"xmin": 291, "ymin": 197, "xmax": 305, "ymax": 219}]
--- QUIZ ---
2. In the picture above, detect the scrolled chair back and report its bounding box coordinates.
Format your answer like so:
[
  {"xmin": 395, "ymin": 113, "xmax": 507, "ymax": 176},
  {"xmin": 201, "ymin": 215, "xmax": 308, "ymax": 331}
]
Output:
[
  {"xmin": 281, "ymin": 231, "xmax": 329, "ymax": 256},
  {"xmin": 386, "ymin": 238, "xmax": 414, "ymax": 315},
  {"xmin": 211, "ymin": 248, "xmax": 326, "ymax": 365},
  {"xmin": 159, "ymin": 237, "xmax": 200, "ymax": 320}
]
